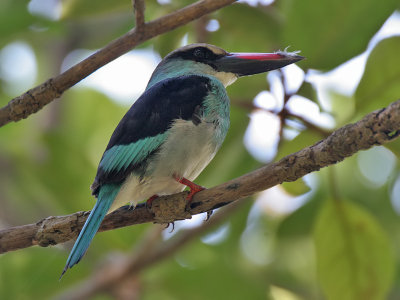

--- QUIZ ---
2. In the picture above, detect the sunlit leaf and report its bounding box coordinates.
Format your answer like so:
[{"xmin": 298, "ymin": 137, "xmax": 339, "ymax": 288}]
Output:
[
  {"xmin": 314, "ymin": 199, "xmax": 395, "ymax": 300},
  {"xmin": 355, "ymin": 37, "xmax": 400, "ymax": 114}
]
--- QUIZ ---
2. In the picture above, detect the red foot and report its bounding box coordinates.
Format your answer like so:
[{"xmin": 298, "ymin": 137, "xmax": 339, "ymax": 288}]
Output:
[
  {"xmin": 174, "ymin": 175, "xmax": 205, "ymax": 202},
  {"xmin": 146, "ymin": 194, "xmax": 159, "ymax": 208}
]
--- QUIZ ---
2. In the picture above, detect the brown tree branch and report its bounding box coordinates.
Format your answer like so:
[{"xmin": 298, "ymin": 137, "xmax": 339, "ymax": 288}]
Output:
[
  {"xmin": 133, "ymin": 0, "xmax": 146, "ymax": 29},
  {"xmin": 1, "ymin": 99, "xmax": 400, "ymax": 254},
  {"xmin": 0, "ymin": 0, "xmax": 236, "ymax": 127},
  {"xmin": 55, "ymin": 201, "xmax": 243, "ymax": 300}
]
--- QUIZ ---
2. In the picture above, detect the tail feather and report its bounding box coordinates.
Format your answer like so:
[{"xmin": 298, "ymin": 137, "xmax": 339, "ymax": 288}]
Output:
[{"xmin": 60, "ymin": 183, "xmax": 120, "ymax": 279}]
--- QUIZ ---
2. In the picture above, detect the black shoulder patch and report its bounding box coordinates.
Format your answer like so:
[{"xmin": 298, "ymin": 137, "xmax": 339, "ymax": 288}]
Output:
[{"xmin": 104, "ymin": 75, "xmax": 212, "ymax": 150}]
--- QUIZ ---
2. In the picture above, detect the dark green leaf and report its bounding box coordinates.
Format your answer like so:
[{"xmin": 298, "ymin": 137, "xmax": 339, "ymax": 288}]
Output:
[
  {"xmin": 276, "ymin": 129, "xmax": 322, "ymax": 160},
  {"xmin": 328, "ymin": 91, "xmax": 355, "ymax": 126},
  {"xmin": 62, "ymin": 0, "xmax": 131, "ymax": 19},
  {"xmin": 314, "ymin": 199, "xmax": 395, "ymax": 300},
  {"xmin": 0, "ymin": 0, "xmax": 37, "ymax": 44},
  {"xmin": 210, "ymin": 4, "xmax": 280, "ymax": 52},
  {"xmin": 281, "ymin": 178, "xmax": 311, "ymax": 196},
  {"xmin": 355, "ymin": 37, "xmax": 400, "ymax": 114},
  {"xmin": 279, "ymin": 0, "xmax": 398, "ymax": 69}
]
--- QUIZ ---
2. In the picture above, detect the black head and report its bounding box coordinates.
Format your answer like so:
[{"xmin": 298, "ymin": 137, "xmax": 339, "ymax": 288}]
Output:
[
  {"xmin": 164, "ymin": 43, "xmax": 227, "ymax": 67},
  {"xmin": 163, "ymin": 43, "xmax": 304, "ymax": 77}
]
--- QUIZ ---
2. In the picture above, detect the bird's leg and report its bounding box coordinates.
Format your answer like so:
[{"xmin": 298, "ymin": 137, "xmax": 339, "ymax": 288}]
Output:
[
  {"xmin": 146, "ymin": 194, "xmax": 159, "ymax": 209},
  {"xmin": 173, "ymin": 175, "xmax": 205, "ymax": 204},
  {"xmin": 175, "ymin": 176, "xmax": 213, "ymax": 219}
]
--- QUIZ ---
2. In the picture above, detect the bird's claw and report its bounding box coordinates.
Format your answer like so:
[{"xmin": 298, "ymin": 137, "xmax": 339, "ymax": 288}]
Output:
[
  {"xmin": 165, "ymin": 222, "xmax": 175, "ymax": 232},
  {"xmin": 205, "ymin": 210, "xmax": 213, "ymax": 221}
]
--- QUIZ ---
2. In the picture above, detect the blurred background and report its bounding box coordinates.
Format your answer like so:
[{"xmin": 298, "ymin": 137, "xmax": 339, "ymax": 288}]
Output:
[{"xmin": 1, "ymin": 0, "xmax": 400, "ymax": 299}]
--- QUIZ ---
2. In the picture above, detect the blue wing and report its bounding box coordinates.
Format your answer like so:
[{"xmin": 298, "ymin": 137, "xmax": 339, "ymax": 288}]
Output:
[
  {"xmin": 99, "ymin": 134, "xmax": 167, "ymax": 173},
  {"xmin": 91, "ymin": 75, "xmax": 213, "ymax": 195}
]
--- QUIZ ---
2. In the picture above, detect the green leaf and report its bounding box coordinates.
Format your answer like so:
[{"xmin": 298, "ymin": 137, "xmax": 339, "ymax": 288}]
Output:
[
  {"xmin": 276, "ymin": 129, "xmax": 322, "ymax": 161},
  {"xmin": 0, "ymin": 0, "xmax": 37, "ymax": 44},
  {"xmin": 279, "ymin": 0, "xmax": 399, "ymax": 69},
  {"xmin": 314, "ymin": 199, "xmax": 395, "ymax": 300},
  {"xmin": 384, "ymin": 137, "xmax": 400, "ymax": 158},
  {"xmin": 281, "ymin": 178, "xmax": 310, "ymax": 196},
  {"xmin": 208, "ymin": 3, "xmax": 284, "ymax": 100},
  {"xmin": 62, "ymin": 0, "xmax": 131, "ymax": 19},
  {"xmin": 276, "ymin": 191, "xmax": 322, "ymax": 238},
  {"xmin": 297, "ymin": 81, "xmax": 319, "ymax": 105},
  {"xmin": 328, "ymin": 91, "xmax": 355, "ymax": 127},
  {"xmin": 153, "ymin": 25, "xmax": 190, "ymax": 57},
  {"xmin": 210, "ymin": 4, "xmax": 280, "ymax": 52},
  {"xmin": 355, "ymin": 37, "xmax": 400, "ymax": 114}
]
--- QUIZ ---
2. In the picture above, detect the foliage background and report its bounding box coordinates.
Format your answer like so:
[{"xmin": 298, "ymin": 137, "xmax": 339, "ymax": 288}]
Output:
[{"xmin": 1, "ymin": 0, "xmax": 400, "ymax": 299}]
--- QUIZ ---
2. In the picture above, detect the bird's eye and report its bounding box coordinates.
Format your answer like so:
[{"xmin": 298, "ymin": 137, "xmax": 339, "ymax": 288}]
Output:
[{"xmin": 193, "ymin": 48, "xmax": 208, "ymax": 59}]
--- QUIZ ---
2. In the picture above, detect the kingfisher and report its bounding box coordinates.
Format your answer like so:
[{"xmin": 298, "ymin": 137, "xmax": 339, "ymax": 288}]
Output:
[{"xmin": 61, "ymin": 43, "xmax": 303, "ymax": 277}]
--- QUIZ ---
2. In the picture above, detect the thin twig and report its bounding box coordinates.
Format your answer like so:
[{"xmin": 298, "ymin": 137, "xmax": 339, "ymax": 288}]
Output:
[
  {"xmin": 134, "ymin": 0, "xmax": 145, "ymax": 29},
  {"xmin": 0, "ymin": 0, "xmax": 236, "ymax": 127},
  {"xmin": 286, "ymin": 110, "xmax": 331, "ymax": 137},
  {"xmin": 1, "ymin": 99, "xmax": 400, "ymax": 254},
  {"xmin": 234, "ymin": 99, "xmax": 331, "ymax": 137}
]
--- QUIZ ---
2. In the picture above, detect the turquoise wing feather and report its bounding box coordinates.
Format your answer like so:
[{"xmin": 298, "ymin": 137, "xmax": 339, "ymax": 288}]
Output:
[{"xmin": 99, "ymin": 133, "xmax": 168, "ymax": 173}]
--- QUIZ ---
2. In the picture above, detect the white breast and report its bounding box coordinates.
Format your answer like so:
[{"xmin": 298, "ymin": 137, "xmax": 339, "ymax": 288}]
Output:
[
  {"xmin": 152, "ymin": 119, "xmax": 219, "ymax": 179},
  {"xmin": 111, "ymin": 119, "xmax": 220, "ymax": 211}
]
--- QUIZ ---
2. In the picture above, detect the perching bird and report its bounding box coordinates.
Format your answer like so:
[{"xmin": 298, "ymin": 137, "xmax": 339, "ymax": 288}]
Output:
[{"xmin": 61, "ymin": 43, "xmax": 303, "ymax": 277}]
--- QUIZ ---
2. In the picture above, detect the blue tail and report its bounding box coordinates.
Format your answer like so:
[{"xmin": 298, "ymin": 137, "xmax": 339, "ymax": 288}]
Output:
[{"xmin": 60, "ymin": 183, "xmax": 121, "ymax": 279}]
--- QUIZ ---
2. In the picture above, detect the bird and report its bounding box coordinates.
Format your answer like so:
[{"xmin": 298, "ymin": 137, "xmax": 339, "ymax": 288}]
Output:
[{"xmin": 61, "ymin": 43, "xmax": 304, "ymax": 277}]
